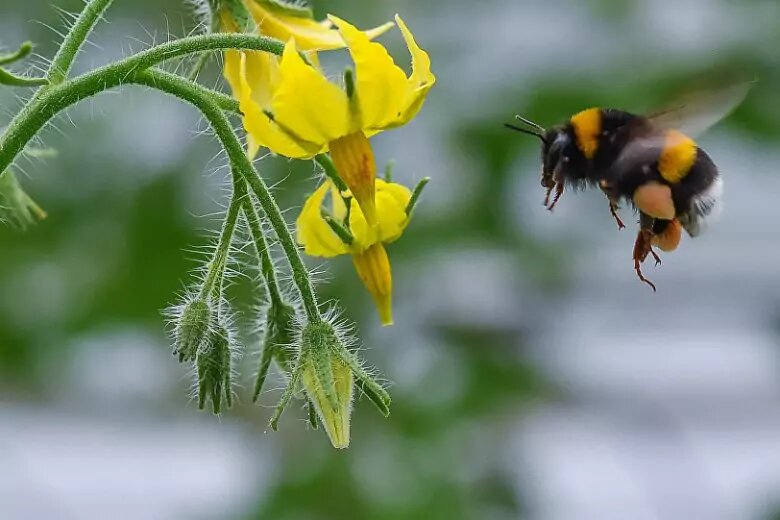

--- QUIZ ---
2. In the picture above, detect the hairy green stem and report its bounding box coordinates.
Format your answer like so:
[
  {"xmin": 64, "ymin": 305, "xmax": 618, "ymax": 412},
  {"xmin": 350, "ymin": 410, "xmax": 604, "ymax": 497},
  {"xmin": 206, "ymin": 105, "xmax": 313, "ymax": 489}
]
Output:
[
  {"xmin": 200, "ymin": 183, "xmax": 242, "ymax": 300},
  {"xmin": 0, "ymin": 34, "xmax": 281, "ymax": 175},
  {"xmin": 48, "ymin": 0, "xmax": 115, "ymax": 84},
  {"xmin": 130, "ymin": 70, "xmax": 321, "ymax": 322},
  {"xmin": 0, "ymin": 25, "xmax": 318, "ymax": 319},
  {"xmin": 236, "ymin": 176, "xmax": 285, "ymax": 307},
  {"xmin": 314, "ymin": 154, "xmax": 347, "ymax": 192}
]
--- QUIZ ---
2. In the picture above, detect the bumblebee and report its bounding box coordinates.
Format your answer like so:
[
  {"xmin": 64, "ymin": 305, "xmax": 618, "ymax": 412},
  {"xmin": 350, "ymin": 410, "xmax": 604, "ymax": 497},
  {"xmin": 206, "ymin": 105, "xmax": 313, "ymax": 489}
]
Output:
[{"xmin": 506, "ymin": 81, "xmax": 750, "ymax": 290}]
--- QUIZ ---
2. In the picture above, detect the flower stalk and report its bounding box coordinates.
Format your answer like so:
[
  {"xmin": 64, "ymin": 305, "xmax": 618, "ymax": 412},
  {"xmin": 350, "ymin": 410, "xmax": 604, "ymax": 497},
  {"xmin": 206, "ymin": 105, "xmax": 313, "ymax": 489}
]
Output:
[{"xmin": 0, "ymin": 0, "xmax": 405, "ymax": 448}]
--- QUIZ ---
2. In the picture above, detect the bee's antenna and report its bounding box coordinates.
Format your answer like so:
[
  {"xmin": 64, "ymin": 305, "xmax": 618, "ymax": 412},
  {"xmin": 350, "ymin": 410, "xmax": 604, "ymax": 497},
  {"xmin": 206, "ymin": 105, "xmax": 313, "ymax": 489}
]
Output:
[
  {"xmin": 515, "ymin": 115, "xmax": 546, "ymax": 133},
  {"xmin": 504, "ymin": 123, "xmax": 547, "ymax": 144}
]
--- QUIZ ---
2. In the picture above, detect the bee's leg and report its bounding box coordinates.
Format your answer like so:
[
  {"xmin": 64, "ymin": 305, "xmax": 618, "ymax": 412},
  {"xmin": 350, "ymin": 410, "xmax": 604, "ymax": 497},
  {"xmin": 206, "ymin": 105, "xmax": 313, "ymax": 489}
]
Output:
[
  {"xmin": 599, "ymin": 180, "xmax": 625, "ymax": 229},
  {"xmin": 543, "ymin": 185, "xmax": 554, "ymax": 208},
  {"xmin": 632, "ymin": 226, "xmax": 657, "ymax": 292},
  {"xmin": 608, "ymin": 200, "xmax": 626, "ymax": 230},
  {"xmin": 649, "ymin": 248, "xmax": 662, "ymax": 266},
  {"xmin": 547, "ymin": 182, "xmax": 564, "ymax": 211}
]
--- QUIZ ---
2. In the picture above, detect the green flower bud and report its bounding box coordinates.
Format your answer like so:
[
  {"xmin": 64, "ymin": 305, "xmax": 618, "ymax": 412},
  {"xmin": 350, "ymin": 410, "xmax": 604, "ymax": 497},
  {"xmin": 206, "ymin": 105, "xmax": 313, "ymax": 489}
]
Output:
[
  {"xmin": 196, "ymin": 325, "xmax": 233, "ymax": 415},
  {"xmin": 0, "ymin": 170, "xmax": 46, "ymax": 229},
  {"xmin": 300, "ymin": 323, "xmax": 354, "ymax": 449},
  {"xmin": 252, "ymin": 301, "xmax": 297, "ymax": 402},
  {"xmin": 173, "ymin": 298, "xmax": 213, "ymax": 362},
  {"xmin": 269, "ymin": 316, "xmax": 392, "ymax": 449}
]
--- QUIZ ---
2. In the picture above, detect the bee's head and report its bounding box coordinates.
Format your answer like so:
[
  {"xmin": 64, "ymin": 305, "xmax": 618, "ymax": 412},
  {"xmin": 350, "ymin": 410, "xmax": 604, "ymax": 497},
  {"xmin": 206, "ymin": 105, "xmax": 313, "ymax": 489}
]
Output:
[
  {"xmin": 540, "ymin": 128, "xmax": 572, "ymax": 189},
  {"xmin": 505, "ymin": 116, "xmax": 570, "ymax": 189}
]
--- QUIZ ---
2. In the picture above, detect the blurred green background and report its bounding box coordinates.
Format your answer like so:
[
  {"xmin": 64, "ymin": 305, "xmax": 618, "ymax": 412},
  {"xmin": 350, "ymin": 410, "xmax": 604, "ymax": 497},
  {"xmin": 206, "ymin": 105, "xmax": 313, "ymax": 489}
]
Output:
[{"xmin": 2, "ymin": 0, "xmax": 780, "ymax": 519}]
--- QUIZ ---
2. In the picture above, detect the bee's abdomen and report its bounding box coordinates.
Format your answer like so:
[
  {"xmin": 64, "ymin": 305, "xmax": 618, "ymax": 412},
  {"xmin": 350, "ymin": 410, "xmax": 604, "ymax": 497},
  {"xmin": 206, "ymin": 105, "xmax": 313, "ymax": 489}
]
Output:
[
  {"xmin": 658, "ymin": 130, "xmax": 698, "ymax": 183},
  {"xmin": 673, "ymin": 149, "xmax": 721, "ymax": 237}
]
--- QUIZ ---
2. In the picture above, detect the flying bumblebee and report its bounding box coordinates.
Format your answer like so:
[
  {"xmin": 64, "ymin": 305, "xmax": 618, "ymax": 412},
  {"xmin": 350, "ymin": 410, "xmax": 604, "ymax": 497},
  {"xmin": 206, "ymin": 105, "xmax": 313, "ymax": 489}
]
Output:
[{"xmin": 506, "ymin": 80, "xmax": 751, "ymax": 290}]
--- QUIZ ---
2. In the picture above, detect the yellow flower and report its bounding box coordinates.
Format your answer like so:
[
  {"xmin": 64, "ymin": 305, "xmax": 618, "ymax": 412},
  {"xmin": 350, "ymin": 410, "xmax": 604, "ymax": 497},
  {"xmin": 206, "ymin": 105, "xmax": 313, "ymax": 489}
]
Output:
[
  {"xmin": 245, "ymin": 0, "xmax": 394, "ymax": 51},
  {"xmin": 220, "ymin": 4, "xmax": 394, "ymax": 158},
  {"xmin": 236, "ymin": 14, "xmax": 435, "ymax": 221},
  {"xmin": 297, "ymin": 178, "xmax": 413, "ymax": 326}
]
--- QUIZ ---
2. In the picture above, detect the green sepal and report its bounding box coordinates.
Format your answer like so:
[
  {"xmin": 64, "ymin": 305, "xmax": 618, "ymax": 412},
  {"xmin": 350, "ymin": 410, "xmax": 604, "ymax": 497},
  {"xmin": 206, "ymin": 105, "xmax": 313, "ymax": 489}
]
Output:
[
  {"xmin": 406, "ymin": 177, "xmax": 430, "ymax": 217},
  {"xmin": 222, "ymin": 0, "xmax": 257, "ymax": 32},
  {"xmin": 383, "ymin": 160, "xmax": 395, "ymax": 182},
  {"xmin": 173, "ymin": 298, "xmax": 213, "ymax": 362},
  {"xmin": 314, "ymin": 154, "xmax": 348, "ymax": 192},
  {"xmin": 321, "ymin": 212, "xmax": 354, "ymax": 246},
  {"xmin": 196, "ymin": 325, "xmax": 233, "ymax": 415},
  {"xmin": 343, "ymin": 68, "xmax": 356, "ymax": 99},
  {"xmin": 252, "ymin": 302, "xmax": 297, "ymax": 402},
  {"xmin": 253, "ymin": 0, "xmax": 313, "ymax": 19}
]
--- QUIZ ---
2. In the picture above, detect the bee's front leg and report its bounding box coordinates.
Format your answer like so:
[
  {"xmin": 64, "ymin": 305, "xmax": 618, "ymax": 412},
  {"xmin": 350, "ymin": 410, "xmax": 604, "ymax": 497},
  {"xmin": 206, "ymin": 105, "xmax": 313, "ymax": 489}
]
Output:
[
  {"xmin": 546, "ymin": 182, "xmax": 564, "ymax": 211},
  {"xmin": 599, "ymin": 180, "xmax": 625, "ymax": 229},
  {"xmin": 608, "ymin": 200, "xmax": 626, "ymax": 230}
]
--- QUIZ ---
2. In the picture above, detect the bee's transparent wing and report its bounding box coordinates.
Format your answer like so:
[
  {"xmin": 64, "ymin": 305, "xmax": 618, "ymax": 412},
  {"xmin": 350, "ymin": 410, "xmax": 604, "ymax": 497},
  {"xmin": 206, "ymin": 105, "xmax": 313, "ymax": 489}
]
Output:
[
  {"xmin": 645, "ymin": 79, "xmax": 753, "ymax": 138},
  {"xmin": 610, "ymin": 78, "xmax": 753, "ymax": 180}
]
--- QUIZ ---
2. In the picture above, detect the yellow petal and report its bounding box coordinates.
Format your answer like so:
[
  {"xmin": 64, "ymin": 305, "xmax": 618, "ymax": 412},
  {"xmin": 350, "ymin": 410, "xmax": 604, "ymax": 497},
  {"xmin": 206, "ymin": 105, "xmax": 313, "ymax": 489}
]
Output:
[
  {"xmin": 238, "ymin": 53, "xmax": 316, "ymax": 159},
  {"xmin": 352, "ymin": 243, "xmax": 394, "ymax": 326},
  {"xmin": 330, "ymin": 183, "xmax": 349, "ymax": 222},
  {"xmin": 393, "ymin": 15, "xmax": 436, "ymax": 126},
  {"xmin": 348, "ymin": 179, "xmax": 411, "ymax": 248},
  {"xmin": 329, "ymin": 15, "xmax": 408, "ymax": 130},
  {"xmin": 375, "ymin": 179, "xmax": 412, "ymax": 243},
  {"xmin": 272, "ymin": 38, "xmax": 350, "ymax": 146},
  {"xmin": 241, "ymin": 50, "xmax": 280, "ymax": 109},
  {"xmin": 249, "ymin": 2, "xmax": 393, "ymax": 51},
  {"xmin": 222, "ymin": 49, "xmax": 242, "ymax": 100},
  {"xmin": 296, "ymin": 182, "xmax": 350, "ymax": 257}
]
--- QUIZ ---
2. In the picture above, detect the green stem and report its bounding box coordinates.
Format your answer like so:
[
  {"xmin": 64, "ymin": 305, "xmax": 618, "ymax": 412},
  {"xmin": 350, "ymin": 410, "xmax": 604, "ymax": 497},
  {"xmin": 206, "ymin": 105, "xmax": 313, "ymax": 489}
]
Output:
[
  {"xmin": 236, "ymin": 176, "xmax": 284, "ymax": 307},
  {"xmin": 0, "ymin": 41, "xmax": 33, "ymax": 66},
  {"xmin": 0, "ymin": 69, "xmax": 48, "ymax": 87},
  {"xmin": 200, "ymin": 182, "xmax": 242, "ymax": 300},
  {"xmin": 48, "ymin": 0, "xmax": 115, "ymax": 84},
  {"xmin": 314, "ymin": 154, "xmax": 347, "ymax": 192},
  {"xmin": 130, "ymin": 70, "xmax": 321, "ymax": 322},
  {"xmin": 0, "ymin": 28, "xmax": 318, "ymax": 320},
  {"xmin": 0, "ymin": 33, "xmax": 277, "ymax": 175}
]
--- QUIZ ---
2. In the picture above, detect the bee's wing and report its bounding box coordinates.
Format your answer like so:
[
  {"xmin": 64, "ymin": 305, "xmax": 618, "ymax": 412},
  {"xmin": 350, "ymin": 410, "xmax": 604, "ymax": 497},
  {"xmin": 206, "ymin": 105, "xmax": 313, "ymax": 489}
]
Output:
[
  {"xmin": 645, "ymin": 79, "xmax": 753, "ymax": 138},
  {"xmin": 609, "ymin": 79, "xmax": 753, "ymax": 180}
]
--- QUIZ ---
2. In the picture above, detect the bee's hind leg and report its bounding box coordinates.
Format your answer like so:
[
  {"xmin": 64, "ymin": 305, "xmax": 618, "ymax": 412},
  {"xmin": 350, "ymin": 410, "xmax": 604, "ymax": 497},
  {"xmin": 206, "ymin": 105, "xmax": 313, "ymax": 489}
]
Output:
[{"xmin": 632, "ymin": 215, "xmax": 660, "ymax": 291}]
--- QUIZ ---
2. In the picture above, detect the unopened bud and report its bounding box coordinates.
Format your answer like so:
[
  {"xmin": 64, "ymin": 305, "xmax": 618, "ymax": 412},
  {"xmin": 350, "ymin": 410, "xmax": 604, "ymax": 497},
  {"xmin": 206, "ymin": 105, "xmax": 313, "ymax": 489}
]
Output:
[
  {"xmin": 252, "ymin": 302, "xmax": 297, "ymax": 402},
  {"xmin": 300, "ymin": 322, "xmax": 354, "ymax": 449},
  {"xmin": 196, "ymin": 326, "xmax": 233, "ymax": 414},
  {"xmin": 0, "ymin": 170, "xmax": 46, "ymax": 229},
  {"xmin": 173, "ymin": 298, "xmax": 212, "ymax": 362}
]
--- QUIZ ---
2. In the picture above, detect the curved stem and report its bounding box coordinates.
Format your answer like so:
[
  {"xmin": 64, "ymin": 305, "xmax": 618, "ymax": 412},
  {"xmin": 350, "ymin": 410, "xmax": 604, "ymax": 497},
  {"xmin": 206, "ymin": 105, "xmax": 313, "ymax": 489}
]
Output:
[
  {"xmin": 200, "ymin": 184, "xmax": 242, "ymax": 300},
  {"xmin": 130, "ymin": 70, "xmax": 321, "ymax": 322},
  {"xmin": 0, "ymin": 34, "xmax": 280, "ymax": 175},
  {"xmin": 236, "ymin": 176, "xmax": 285, "ymax": 308},
  {"xmin": 48, "ymin": 0, "xmax": 115, "ymax": 84}
]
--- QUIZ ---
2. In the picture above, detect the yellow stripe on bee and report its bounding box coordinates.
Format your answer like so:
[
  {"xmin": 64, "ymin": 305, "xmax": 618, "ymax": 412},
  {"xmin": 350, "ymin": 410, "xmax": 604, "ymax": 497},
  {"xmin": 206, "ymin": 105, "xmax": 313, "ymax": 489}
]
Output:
[
  {"xmin": 570, "ymin": 108, "xmax": 602, "ymax": 160},
  {"xmin": 658, "ymin": 130, "xmax": 697, "ymax": 184}
]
